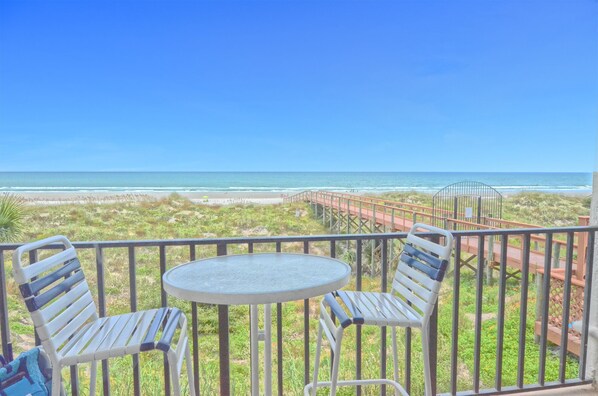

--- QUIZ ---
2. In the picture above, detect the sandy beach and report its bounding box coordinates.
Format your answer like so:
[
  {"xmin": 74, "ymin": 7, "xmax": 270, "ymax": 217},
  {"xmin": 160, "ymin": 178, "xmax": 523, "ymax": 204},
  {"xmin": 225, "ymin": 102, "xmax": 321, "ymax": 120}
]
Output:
[
  {"xmin": 17, "ymin": 191, "xmax": 289, "ymax": 206},
  {"xmin": 12, "ymin": 188, "xmax": 590, "ymax": 206}
]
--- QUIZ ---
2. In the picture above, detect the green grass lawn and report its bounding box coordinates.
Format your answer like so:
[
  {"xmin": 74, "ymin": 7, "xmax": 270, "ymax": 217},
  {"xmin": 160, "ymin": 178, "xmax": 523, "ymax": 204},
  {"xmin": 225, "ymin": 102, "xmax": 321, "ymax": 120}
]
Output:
[{"xmin": 1, "ymin": 194, "xmax": 584, "ymax": 395}]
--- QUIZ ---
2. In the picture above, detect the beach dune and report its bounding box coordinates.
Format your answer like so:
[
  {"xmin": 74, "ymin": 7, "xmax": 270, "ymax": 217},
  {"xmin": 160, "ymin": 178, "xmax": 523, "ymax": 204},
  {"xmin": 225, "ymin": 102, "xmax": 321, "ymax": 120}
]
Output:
[{"xmin": 17, "ymin": 191, "xmax": 286, "ymax": 206}]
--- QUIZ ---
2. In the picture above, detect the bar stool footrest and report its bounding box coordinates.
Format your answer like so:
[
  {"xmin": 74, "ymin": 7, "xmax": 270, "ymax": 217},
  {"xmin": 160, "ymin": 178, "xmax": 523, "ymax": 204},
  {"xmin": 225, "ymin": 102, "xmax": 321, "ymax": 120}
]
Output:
[{"xmin": 303, "ymin": 378, "xmax": 408, "ymax": 396}]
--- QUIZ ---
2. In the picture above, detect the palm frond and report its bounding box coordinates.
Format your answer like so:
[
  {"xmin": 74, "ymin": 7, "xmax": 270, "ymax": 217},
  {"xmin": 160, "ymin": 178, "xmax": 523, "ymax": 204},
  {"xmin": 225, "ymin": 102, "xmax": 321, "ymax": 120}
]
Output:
[{"xmin": 0, "ymin": 194, "xmax": 25, "ymax": 242}]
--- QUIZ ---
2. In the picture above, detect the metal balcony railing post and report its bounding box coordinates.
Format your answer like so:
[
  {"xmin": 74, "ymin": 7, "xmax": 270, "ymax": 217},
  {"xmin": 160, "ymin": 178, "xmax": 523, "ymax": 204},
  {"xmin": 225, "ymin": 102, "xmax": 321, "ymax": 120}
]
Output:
[
  {"xmin": 0, "ymin": 251, "xmax": 11, "ymax": 362},
  {"xmin": 450, "ymin": 236, "xmax": 462, "ymax": 395},
  {"xmin": 558, "ymin": 233, "xmax": 575, "ymax": 383},
  {"xmin": 303, "ymin": 241, "xmax": 310, "ymax": 387},
  {"xmin": 95, "ymin": 245, "xmax": 109, "ymax": 396},
  {"xmin": 216, "ymin": 243, "xmax": 230, "ymax": 396},
  {"xmin": 580, "ymin": 230, "xmax": 595, "ymax": 380},
  {"xmin": 538, "ymin": 233, "xmax": 553, "ymax": 386},
  {"xmin": 380, "ymin": 239, "xmax": 388, "ymax": 395},
  {"xmin": 356, "ymin": 239, "xmax": 363, "ymax": 396},
  {"xmin": 584, "ymin": 208, "xmax": 598, "ymax": 383},
  {"xmin": 128, "ymin": 246, "xmax": 142, "ymax": 396},
  {"xmin": 495, "ymin": 234, "xmax": 508, "ymax": 391},
  {"xmin": 473, "ymin": 235, "xmax": 485, "ymax": 393},
  {"xmin": 276, "ymin": 242, "xmax": 284, "ymax": 396},
  {"xmin": 188, "ymin": 244, "xmax": 201, "ymax": 396},
  {"xmin": 428, "ymin": 234, "xmax": 440, "ymax": 396},
  {"xmin": 517, "ymin": 234, "xmax": 531, "ymax": 388},
  {"xmin": 29, "ymin": 249, "xmax": 41, "ymax": 347},
  {"xmin": 159, "ymin": 245, "xmax": 171, "ymax": 396}
]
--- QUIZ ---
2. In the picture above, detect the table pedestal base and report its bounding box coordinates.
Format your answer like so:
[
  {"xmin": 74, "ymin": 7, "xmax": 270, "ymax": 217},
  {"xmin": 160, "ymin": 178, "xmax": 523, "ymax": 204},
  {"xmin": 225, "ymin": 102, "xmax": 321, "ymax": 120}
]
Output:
[{"xmin": 250, "ymin": 304, "xmax": 273, "ymax": 396}]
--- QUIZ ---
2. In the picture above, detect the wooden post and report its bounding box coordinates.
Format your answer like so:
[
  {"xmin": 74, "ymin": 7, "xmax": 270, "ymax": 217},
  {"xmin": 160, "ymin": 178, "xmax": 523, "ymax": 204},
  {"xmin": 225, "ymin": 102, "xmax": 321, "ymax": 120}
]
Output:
[
  {"xmin": 532, "ymin": 238, "xmax": 540, "ymax": 284},
  {"xmin": 382, "ymin": 204, "xmax": 386, "ymax": 226},
  {"xmin": 370, "ymin": 203, "xmax": 376, "ymax": 267},
  {"xmin": 359, "ymin": 201, "xmax": 363, "ymax": 234},
  {"xmin": 329, "ymin": 194, "xmax": 333, "ymax": 230},
  {"xmin": 577, "ymin": 216, "xmax": 590, "ymax": 280},
  {"xmin": 371, "ymin": 238, "xmax": 375, "ymax": 270},
  {"xmin": 346, "ymin": 199, "xmax": 351, "ymax": 250},
  {"xmin": 534, "ymin": 272, "xmax": 543, "ymax": 344},
  {"xmin": 347, "ymin": 199, "xmax": 351, "ymax": 236},
  {"xmin": 453, "ymin": 197, "xmax": 459, "ymax": 221},
  {"xmin": 338, "ymin": 196, "xmax": 342, "ymax": 233},
  {"xmin": 487, "ymin": 235, "xmax": 494, "ymax": 285},
  {"xmin": 553, "ymin": 242, "xmax": 561, "ymax": 269}
]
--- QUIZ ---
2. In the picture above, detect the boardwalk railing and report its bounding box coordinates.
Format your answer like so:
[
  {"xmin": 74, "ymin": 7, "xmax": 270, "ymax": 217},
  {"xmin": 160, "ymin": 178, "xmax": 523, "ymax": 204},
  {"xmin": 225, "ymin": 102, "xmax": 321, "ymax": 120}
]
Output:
[
  {"xmin": 290, "ymin": 191, "xmax": 593, "ymax": 357},
  {"xmin": 287, "ymin": 190, "xmax": 587, "ymax": 271},
  {"xmin": 0, "ymin": 226, "xmax": 596, "ymax": 395}
]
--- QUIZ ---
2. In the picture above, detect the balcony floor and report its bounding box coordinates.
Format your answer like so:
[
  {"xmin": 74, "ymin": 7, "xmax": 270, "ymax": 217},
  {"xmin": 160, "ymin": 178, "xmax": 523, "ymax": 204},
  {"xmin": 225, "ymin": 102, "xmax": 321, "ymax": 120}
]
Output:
[{"xmin": 515, "ymin": 384, "xmax": 597, "ymax": 395}]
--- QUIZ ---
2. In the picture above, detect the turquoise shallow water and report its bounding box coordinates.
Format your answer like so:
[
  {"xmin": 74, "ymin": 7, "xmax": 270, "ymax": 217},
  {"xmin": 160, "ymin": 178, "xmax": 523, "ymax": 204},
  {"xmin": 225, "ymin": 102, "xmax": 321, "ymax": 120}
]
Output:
[{"xmin": 0, "ymin": 172, "xmax": 591, "ymax": 194}]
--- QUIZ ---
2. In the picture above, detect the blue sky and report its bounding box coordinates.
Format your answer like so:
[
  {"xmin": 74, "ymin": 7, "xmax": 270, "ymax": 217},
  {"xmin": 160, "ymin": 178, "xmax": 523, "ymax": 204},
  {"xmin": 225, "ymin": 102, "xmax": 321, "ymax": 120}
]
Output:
[{"xmin": 0, "ymin": 1, "xmax": 596, "ymax": 172}]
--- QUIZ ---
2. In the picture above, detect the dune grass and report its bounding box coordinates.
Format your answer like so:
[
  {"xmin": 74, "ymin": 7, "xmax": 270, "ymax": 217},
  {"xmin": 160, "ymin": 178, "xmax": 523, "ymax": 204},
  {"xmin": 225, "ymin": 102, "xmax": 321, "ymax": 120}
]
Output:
[
  {"xmin": 1, "ymin": 194, "xmax": 585, "ymax": 395},
  {"xmin": 502, "ymin": 192, "xmax": 591, "ymax": 226},
  {"xmin": 379, "ymin": 191, "xmax": 590, "ymax": 227}
]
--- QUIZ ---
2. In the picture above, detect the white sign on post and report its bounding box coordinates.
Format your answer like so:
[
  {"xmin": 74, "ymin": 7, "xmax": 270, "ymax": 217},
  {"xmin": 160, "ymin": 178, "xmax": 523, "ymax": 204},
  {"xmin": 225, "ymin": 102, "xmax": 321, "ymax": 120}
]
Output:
[{"xmin": 465, "ymin": 207, "xmax": 473, "ymax": 219}]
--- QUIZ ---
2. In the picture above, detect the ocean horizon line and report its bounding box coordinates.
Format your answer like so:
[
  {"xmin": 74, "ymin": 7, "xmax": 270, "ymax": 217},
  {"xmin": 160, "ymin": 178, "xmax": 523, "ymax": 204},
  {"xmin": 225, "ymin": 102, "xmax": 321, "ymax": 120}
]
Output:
[
  {"xmin": 0, "ymin": 171, "xmax": 591, "ymax": 174},
  {"xmin": 0, "ymin": 171, "xmax": 591, "ymax": 195},
  {"xmin": 1, "ymin": 187, "xmax": 591, "ymax": 194}
]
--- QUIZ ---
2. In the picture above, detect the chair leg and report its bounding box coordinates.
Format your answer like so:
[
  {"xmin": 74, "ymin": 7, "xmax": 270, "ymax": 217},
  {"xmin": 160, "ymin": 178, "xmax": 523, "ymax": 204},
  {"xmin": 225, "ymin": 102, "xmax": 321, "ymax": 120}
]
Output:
[
  {"xmin": 185, "ymin": 344, "xmax": 196, "ymax": 396},
  {"xmin": 51, "ymin": 366, "xmax": 62, "ymax": 396},
  {"xmin": 329, "ymin": 327, "xmax": 344, "ymax": 396},
  {"xmin": 90, "ymin": 361, "xmax": 97, "ymax": 396},
  {"xmin": 392, "ymin": 327, "xmax": 400, "ymax": 396},
  {"xmin": 422, "ymin": 327, "xmax": 432, "ymax": 396},
  {"xmin": 168, "ymin": 351, "xmax": 182, "ymax": 396},
  {"xmin": 310, "ymin": 321, "xmax": 324, "ymax": 396}
]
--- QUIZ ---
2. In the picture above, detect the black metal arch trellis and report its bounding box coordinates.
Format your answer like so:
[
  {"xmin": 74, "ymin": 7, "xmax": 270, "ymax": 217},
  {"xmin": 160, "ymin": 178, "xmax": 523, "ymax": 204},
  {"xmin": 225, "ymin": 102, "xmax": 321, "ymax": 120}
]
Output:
[{"xmin": 432, "ymin": 181, "xmax": 503, "ymax": 225}]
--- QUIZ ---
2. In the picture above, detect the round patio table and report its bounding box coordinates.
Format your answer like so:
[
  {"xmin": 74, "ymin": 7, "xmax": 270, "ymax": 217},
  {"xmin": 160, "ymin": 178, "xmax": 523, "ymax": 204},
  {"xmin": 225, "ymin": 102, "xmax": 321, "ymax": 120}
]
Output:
[{"xmin": 162, "ymin": 253, "xmax": 351, "ymax": 396}]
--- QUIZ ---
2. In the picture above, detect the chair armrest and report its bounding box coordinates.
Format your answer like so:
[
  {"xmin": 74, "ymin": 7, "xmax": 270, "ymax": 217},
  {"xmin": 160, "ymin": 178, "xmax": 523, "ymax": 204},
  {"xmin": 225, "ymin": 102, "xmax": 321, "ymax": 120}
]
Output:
[
  {"xmin": 156, "ymin": 309, "xmax": 183, "ymax": 352},
  {"xmin": 140, "ymin": 308, "xmax": 168, "ymax": 352},
  {"xmin": 336, "ymin": 291, "xmax": 364, "ymax": 325},
  {"xmin": 323, "ymin": 293, "xmax": 352, "ymax": 328}
]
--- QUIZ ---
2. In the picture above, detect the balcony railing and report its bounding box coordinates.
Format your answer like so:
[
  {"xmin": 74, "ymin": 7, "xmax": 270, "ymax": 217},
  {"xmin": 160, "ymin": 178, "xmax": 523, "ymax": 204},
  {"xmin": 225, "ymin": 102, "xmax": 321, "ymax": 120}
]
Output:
[{"xmin": 0, "ymin": 225, "xmax": 596, "ymax": 395}]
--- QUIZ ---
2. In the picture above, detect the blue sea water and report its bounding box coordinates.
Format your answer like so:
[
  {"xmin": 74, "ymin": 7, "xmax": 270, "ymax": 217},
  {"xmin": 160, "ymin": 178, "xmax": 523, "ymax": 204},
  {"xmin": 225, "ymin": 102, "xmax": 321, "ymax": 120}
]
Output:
[{"xmin": 0, "ymin": 172, "xmax": 591, "ymax": 194}]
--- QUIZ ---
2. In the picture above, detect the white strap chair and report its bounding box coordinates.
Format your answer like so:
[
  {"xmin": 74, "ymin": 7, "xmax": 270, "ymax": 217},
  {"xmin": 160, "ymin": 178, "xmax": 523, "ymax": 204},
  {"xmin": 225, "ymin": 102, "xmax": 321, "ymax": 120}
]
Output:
[
  {"xmin": 12, "ymin": 235, "xmax": 196, "ymax": 396},
  {"xmin": 305, "ymin": 223, "xmax": 454, "ymax": 396}
]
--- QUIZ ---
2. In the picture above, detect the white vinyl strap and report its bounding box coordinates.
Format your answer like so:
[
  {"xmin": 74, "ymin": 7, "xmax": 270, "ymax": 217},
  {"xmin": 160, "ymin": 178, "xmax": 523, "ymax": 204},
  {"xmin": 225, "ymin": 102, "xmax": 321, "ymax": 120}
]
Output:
[
  {"xmin": 407, "ymin": 223, "xmax": 453, "ymax": 258},
  {"xmin": 15, "ymin": 248, "xmax": 77, "ymax": 283}
]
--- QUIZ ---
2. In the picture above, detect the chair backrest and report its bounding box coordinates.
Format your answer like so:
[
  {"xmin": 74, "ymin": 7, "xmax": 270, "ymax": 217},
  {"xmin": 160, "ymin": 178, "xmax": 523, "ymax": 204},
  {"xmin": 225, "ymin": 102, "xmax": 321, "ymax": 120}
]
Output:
[
  {"xmin": 12, "ymin": 236, "xmax": 98, "ymax": 363},
  {"xmin": 392, "ymin": 223, "xmax": 454, "ymax": 324}
]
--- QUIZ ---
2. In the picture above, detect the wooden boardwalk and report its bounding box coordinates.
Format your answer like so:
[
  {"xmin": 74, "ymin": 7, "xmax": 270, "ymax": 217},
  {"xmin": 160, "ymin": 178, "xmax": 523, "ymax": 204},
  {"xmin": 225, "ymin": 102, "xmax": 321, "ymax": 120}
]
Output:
[
  {"xmin": 295, "ymin": 191, "xmax": 585, "ymax": 275},
  {"xmin": 287, "ymin": 190, "xmax": 590, "ymax": 357}
]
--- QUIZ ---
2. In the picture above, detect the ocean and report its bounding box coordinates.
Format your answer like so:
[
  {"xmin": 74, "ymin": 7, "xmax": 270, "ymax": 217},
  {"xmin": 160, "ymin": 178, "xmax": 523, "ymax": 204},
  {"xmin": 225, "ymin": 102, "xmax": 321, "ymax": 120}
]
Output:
[{"xmin": 0, "ymin": 172, "xmax": 592, "ymax": 194}]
